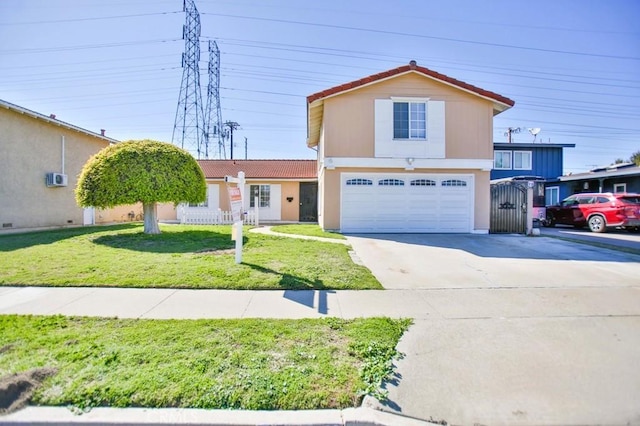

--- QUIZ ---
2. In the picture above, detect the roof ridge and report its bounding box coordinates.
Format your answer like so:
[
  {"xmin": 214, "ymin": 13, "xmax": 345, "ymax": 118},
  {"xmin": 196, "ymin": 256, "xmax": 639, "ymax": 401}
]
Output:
[{"xmin": 307, "ymin": 62, "xmax": 514, "ymax": 108}]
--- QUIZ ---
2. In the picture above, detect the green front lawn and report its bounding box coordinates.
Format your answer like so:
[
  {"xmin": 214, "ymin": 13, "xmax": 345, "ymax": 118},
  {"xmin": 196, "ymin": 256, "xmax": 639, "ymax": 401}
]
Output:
[
  {"xmin": 0, "ymin": 224, "xmax": 380, "ymax": 289},
  {"xmin": 270, "ymin": 224, "xmax": 346, "ymax": 240},
  {"xmin": 0, "ymin": 315, "xmax": 410, "ymax": 410}
]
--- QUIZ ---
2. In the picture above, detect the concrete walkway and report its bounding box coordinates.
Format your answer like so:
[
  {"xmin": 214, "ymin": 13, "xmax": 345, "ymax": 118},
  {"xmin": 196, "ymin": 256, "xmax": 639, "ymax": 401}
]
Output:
[{"xmin": 250, "ymin": 225, "xmax": 350, "ymax": 244}]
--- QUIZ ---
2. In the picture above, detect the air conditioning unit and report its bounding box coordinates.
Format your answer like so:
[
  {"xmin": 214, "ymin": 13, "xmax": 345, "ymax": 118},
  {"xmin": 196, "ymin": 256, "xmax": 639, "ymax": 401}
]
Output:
[{"xmin": 46, "ymin": 172, "xmax": 68, "ymax": 187}]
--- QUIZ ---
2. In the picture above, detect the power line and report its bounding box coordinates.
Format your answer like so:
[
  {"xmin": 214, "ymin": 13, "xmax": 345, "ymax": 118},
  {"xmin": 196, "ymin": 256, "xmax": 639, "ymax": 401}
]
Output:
[
  {"xmin": 202, "ymin": 12, "xmax": 640, "ymax": 61},
  {"xmin": 0, "ymin": 11, "xmax": 181, "ymax": 26},
  {"xmin": 0, "ymin": 38, "xmax": 180, "ymax": 55}
]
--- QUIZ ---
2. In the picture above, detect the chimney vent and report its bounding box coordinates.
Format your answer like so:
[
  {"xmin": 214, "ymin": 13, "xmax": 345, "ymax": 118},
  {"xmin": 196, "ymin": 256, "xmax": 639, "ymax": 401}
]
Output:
[
  {"xmin": 409, "ymin": 60, "xmax": 417, "ymax": 69},
  {"xmin": 49, "ymin": 114, "xmax": 56, "ymax": 119},
  {"xmin": 100, "ymin": 129, "xmax": 106, "ymax": 136}
]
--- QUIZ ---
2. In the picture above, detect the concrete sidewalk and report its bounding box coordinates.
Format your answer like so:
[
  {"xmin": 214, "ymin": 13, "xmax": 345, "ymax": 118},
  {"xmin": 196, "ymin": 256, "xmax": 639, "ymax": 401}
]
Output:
[{"xmin": 3, "ymin": 285, "xmax": 640, "ymax": 320}]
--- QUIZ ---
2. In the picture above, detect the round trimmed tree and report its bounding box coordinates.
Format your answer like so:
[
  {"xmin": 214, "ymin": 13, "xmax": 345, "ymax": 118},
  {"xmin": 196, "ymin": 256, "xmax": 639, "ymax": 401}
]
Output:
[{"xmin": 76, "ymin": 139, "xmax": 206, "ymax": 234}]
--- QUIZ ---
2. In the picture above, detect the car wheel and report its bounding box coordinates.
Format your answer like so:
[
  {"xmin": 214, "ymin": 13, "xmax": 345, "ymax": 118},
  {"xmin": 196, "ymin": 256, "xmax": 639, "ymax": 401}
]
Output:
[
  {"xmin": 588, "ymin": 215, "xmax": 606, "ymax": 233},
  {"xmin": 545, "ymin": 212, "xmax": 555, "ymax": 227}
]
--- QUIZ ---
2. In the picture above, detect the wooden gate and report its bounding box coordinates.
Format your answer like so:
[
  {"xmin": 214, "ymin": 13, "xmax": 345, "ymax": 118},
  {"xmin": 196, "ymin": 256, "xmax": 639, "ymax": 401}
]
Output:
[{"xmin": 490, "ymin": 181, "xmax": 527, "ymax": 234}]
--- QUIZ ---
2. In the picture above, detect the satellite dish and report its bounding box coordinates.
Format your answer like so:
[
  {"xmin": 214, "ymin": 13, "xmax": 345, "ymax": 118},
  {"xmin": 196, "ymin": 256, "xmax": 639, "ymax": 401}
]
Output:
[{"xmin": 528, "ymin": 128, "xmax": 541, "ymax": 142}]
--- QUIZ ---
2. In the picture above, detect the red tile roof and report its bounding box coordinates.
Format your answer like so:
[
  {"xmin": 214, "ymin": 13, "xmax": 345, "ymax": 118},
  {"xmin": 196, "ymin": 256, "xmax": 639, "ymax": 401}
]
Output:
[
  {"xmin": 307, "ymin": 60, "xmax": 515, "ymax": 108},
  {"xmin": 197, "ymin": 159, "xmax": 317, "ymax": 179}
]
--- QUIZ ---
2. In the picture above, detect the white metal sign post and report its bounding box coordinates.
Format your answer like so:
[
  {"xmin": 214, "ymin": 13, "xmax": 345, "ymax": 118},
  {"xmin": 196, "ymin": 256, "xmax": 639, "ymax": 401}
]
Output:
[{"xmin": 225, "ymin": 171, "xmax": 245, "ymax": 264}]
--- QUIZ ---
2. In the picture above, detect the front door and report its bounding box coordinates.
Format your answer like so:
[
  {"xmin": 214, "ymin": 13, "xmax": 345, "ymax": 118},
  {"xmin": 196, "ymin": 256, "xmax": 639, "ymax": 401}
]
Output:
[{"xmin": 299, "ymin": 182, "xmax": 318, "ymax": 222}]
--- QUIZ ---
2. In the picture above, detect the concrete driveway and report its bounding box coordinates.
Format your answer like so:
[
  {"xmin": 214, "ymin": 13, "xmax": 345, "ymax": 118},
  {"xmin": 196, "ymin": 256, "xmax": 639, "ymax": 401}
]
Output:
[{"xmin": 346, "ymin": 234, "xmax": 640, "ymax": 426}]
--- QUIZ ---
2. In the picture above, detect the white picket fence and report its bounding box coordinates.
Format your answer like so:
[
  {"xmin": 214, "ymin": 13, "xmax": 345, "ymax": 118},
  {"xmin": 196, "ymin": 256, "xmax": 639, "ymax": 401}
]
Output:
[{"xmin": 180, "ymin": 208, "xmax": 258, "ymax": 225}]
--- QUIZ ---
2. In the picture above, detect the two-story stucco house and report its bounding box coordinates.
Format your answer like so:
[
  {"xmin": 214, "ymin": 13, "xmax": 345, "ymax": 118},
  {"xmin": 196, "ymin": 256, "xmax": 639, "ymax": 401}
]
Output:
[{"xmin": 307, "ymin": 61, "xmax": 515, "ymax": 233}]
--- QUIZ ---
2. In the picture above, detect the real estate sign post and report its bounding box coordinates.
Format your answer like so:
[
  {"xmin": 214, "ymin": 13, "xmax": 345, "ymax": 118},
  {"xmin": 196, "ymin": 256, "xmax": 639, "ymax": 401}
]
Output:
[{"xmin": 225, "ymin": 171, "xmax": 245, "ymax": 264}]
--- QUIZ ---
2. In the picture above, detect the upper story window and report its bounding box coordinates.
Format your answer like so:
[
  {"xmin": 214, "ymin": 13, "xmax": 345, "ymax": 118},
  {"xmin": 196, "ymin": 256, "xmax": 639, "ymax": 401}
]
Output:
[
  {"xmin": 393, "ymin": 102, "xmax": 427, "ymax": 139},
  {"xmin": 494, "ymin": 151, "xmax": 512, "ymax": 169},
  {"xmin": 513, "ymin": 151, "xmax": 532, "ymax": 170},
  {"xmin": 494, "ymin": 150, "xmax": 531, "ymax": 170}
]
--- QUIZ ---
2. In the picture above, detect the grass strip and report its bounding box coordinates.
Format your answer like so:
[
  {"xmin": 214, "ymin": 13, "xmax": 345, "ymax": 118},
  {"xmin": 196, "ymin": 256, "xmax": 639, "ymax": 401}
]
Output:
[
  {"xmin": 0, "ymin": 224, "xmax": 379, "ymax": 289},
  {"xmin": 269, "ymin": 224, "xmax": 346, "ymax": 240},
  {"xmin": 0, "ymin": 315, "xmax": 410, "ymax": 411}
]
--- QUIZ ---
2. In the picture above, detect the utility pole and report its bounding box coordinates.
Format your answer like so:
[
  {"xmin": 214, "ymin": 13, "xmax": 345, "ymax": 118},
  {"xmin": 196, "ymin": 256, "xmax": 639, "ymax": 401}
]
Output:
[
  {"xmin": 172, "ymin": 0, "xmax": 205, "ymax": 158},
  {"xmin": 244, "ymin": 137, "xmax": 248, "ymax": 159},
  {"xmin": 224, "ymin": 121, "xmax": 239, "ymax": 159},
  {"xmin": 504, "ymin": 127, "xmax": 521, "ymax": 143}
]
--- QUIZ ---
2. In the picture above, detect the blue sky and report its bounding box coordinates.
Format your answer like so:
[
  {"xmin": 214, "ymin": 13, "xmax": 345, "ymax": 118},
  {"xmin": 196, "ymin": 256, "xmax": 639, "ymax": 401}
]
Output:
[{"xmin": 1, "ymin": 0, "xmax": 638, "ymax": 174}]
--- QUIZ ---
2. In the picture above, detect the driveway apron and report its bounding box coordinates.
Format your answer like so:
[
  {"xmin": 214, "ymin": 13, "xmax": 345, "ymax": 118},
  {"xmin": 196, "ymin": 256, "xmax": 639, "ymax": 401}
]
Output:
[{"xmin": 347, "ymin": 233, "xmax": 640, "ymax": 426}]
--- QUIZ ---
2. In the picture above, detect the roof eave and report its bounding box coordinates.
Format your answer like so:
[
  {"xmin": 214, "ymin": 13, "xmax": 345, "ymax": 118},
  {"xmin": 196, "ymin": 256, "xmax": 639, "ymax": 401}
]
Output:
[{"xmin": 0, "ymin": 99, "xmax": 119, "ymax": 143}]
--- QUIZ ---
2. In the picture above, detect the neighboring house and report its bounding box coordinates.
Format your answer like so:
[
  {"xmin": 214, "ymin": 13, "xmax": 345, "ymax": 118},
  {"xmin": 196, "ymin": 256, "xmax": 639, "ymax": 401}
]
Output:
[
  {"xmin": 306, "ymin": 60, "xmax": 514, "ymax": 233},
  {"xmin": 490, "ymin": 141, "xmax": 576, "ymax": 219},
  {"xmin": 491, "ymin": 142, "xmax": 575, "ymax": 181},
  {"xmin": 176, "ymin": 160, "xmax": 318, "ymax": 223},
  {"xmin": 549, "ymin": 162, "xmax": 640, "ymax": 203},
  {"xmin": 0, "ymin": 99, "xmax": 120, "ymax": 231}
]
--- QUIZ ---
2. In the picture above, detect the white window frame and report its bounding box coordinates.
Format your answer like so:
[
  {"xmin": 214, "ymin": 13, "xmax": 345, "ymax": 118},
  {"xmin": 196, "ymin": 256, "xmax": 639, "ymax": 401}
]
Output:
[
  {"xmin": 391, "ymin": 97, "xmax": 428, "ymax": 141},
  {"xmin": 513, "ymin": 151, "xmax": 532, "ymax": 170},
  {"xmin": 545, "ymin": 186, "xmax": 559, "ymax": 206},
  {"xmin": 614, "ymin": 183, "xmax": 626, "ymax": 193},
  {"xmin": 494, "ymin": 151, "xmax": 512, "ymax": 170},
  {"xmin": 249, "ymin": 184, "xmax": 271, "ymax": 208}
]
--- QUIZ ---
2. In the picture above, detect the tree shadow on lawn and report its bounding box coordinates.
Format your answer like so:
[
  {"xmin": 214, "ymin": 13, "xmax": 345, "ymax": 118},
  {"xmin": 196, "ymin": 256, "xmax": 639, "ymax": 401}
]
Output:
[
  {"xmin": 0, "ymin": 223, "xmax": 140, "ymax": 252},
  {"xmin": 92, "ymin": 230, "xmax": 237, "ymax": 254},
  {"xmin": 244, "ymin": 262, "xmax": 327, "ymax": 290}
]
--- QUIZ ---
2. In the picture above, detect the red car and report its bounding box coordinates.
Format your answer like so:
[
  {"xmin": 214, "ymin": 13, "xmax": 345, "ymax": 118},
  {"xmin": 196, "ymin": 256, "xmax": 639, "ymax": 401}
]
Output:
[{"xmin": 545, "ymin": 192, "xmax": 640, "ymax": 233}]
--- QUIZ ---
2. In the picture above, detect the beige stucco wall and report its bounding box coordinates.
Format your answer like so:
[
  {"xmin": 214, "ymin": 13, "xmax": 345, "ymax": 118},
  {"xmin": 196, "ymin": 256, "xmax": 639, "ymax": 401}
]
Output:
[
  {"xmin": 204, "ymin": 180, "xmax": 302, "ymax": 222},
  {"xmin": 316, "ymin": 72, "xmax": 500, "ymax": 232},
  {"xmin": 322, "ymin": 73, "xmax": 494, "ymax": 159},
  {"xmin": 320, "ymin": 168, "xmax": 490, "ymax": 232},
  {"xmin": 0, "ymin": 107, "xmax": 112, "ymax": 231},
  {"xmin": 94, "ymin": 203, "xmax": 177, "ymax": 224}
]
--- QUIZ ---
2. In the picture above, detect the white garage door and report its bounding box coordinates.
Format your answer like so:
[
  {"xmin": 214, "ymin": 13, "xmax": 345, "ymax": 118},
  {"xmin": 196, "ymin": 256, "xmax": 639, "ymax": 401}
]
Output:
[{"xmin": 341, "ymin": 173, "xmax": 474, "ymax": 233}]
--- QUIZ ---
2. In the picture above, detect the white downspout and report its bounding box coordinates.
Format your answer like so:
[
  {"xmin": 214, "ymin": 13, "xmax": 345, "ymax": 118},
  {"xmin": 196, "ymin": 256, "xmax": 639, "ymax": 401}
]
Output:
[{"xmin": 61, "ymin": 135, "xmax": 65, "ymax": 174}]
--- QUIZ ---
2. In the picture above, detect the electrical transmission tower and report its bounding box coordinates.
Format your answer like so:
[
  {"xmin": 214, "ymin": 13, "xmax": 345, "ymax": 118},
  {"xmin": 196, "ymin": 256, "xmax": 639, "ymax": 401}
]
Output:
[
  {"xmin": 172, "ymin": 0, "xmax": 207, "ymax": 158},
  {"xmin": 204, "ymin": 40, "xmax": 225, "ymax": 159}
]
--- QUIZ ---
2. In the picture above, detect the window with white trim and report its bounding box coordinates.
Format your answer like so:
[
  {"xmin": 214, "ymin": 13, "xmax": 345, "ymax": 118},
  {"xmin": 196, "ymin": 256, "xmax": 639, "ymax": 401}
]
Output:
[
  {"xmin": 513, "ymin": 151, "xmax": 532, "ymax": 170},
  {"xmin": 494, "ymin": 151, "xmax": 512, "ymax": 169},
  {"xmin": 249, "ymin": 185, "xmax": 270, "ymax": 208},
  {"xmin": 614, "ymin": 183, "xmax": 626, "ymax": 193},
  {"xmin": 545, "ymin": 186, "xmax": 559, "ymax": 206},
  {"xmin": 393, "ymin": 102, "xmax": 427, "ymax": 139}
]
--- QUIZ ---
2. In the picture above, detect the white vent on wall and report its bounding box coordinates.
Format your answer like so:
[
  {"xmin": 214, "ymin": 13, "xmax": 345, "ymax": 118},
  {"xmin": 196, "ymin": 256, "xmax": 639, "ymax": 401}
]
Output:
[{"xmin": 46, "ymin": 172, "xmax": 68, "ymax": 187}]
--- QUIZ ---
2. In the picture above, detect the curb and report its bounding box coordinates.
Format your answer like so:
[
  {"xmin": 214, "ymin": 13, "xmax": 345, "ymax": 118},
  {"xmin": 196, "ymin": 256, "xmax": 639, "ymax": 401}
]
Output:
[{"xmin": 0, "ymin": 407, "xmax": 437, "ymax": 426}]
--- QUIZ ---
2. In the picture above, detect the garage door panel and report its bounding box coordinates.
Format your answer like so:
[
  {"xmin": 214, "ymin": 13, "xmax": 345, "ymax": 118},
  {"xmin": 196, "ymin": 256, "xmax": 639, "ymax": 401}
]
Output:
[{"xmin": 341, "ymin": 173, "xmax": 473, "ymax": 233}]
